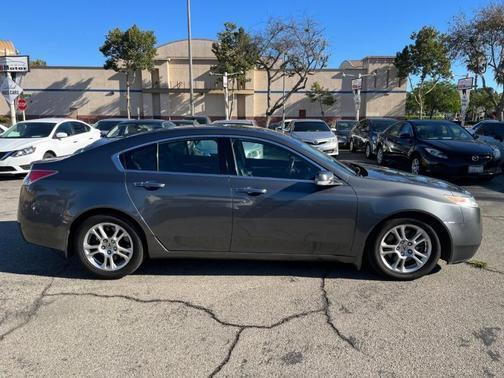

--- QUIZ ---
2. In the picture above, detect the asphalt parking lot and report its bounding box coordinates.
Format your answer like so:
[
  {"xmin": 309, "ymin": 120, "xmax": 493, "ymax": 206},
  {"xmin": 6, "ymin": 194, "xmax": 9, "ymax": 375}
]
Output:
[{"xmin": 0, "ymin": 150, "xmax": 503, "ymax": 377}]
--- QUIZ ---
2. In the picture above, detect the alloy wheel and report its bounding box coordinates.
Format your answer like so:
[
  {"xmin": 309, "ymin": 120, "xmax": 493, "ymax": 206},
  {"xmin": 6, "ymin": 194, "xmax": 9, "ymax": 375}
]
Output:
[
  {"xmin": 83, "ymin": 222, "xmax": 134, "ymax": 271},
  {"xmin": 365, "ymin": 144, "xmax": 371, "ymax": 158},
  {"xmin": 411, "ymin": 158, "xmax": 421, "ymax": 175},
  {"xmin": 377, "ymin": 147, "xmax": 384, "ymax": 165},
  {"xmin": 379, "ymin": 224, "xmax": 432, "ymax": 274}
]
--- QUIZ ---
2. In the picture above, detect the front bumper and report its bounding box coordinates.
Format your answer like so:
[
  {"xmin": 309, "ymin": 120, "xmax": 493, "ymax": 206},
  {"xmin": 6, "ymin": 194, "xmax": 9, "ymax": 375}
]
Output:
[
  {"xmin": 0, "ymin": 154, "xmax": 37, "ymax": 175},
  {"xmin": 310, "ymin": 141, "xmax": 339, "ymax": 156},
  {"xmin": 444, "ymin": 206, "xmax": 482, "ymax": 263},
  {"xmin": 421, "ymin": 154, "xmax": 502, "ymax": 177}
]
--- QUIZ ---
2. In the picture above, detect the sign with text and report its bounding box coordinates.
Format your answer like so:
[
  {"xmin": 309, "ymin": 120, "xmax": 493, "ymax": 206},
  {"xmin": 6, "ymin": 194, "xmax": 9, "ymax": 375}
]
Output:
[
  {"xmin": 0, "ymin": 56, "xmax": 30, "ymax": 73},
  {"xmin": 1, "ymin": 77, "xmax": 23, "ymax": 104},
  {"xmin": 457, "ymin": 77, "xmax": 474, "ymax": 91},
  {"xmin": 351, "ymin": 78, "xmax": 362, "ymax": 91}
]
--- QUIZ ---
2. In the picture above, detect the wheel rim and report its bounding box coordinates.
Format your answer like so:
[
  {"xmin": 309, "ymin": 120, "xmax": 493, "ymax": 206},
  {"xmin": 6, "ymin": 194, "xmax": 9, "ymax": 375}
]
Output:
[
  {"xmin": 366, "ymin": 144, "xmax": 370, "ymax": 157},
  {"xmin": 379, "ymin": 224, "xmax": 432, "ymax": 274},
  {"xmin": 350, "ymin": 140, "xmax": 354, "ymax": 150},
  {"xmin": 83, "ymin": 222, "xmax": 134, "ymax": 271},
  {"xmin": 377, "ymin": 148, "xmax": 383, "ymax": 164},
  {"xmin": 411, "ymin": 158, "xmax": 420, "ymax": 175}
]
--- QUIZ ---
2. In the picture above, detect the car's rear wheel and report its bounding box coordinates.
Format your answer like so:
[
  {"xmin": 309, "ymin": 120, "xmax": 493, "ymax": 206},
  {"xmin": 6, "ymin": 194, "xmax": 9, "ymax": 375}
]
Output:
[
  {"xmin": 75, "ymin": 215, "xmax": 144, "ymax": 279},
  {"xmin": 410, "ymin": 156, "xmax": 422, "ymax": 175},
  {"xmin": 369, "ymin": 218, "xmax": 440, "ymax": 280},
  {"xmin": 365, "ymin": 143, "xmax": 373, "ymax": 159},
  {"xmin": 376, "ymin": 146, "xmax": 385, "ymax": 165},
  {"xmin": 349, "ymin": 138, "xmax": 356, "ymax": 152}
]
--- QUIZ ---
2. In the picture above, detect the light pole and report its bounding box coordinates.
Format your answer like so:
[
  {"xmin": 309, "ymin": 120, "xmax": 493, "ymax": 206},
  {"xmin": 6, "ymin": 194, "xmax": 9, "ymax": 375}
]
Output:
[
  {"xmin": 210, "ymin": 70, "xmax": 243, "ymax": 120},
  {"xmin": 186, "ymin": 0, "xmax": 194, "ymax": 116},
  {"xmin": 342, "ymin": 71, "xmax": 376, "ymax": 120}
]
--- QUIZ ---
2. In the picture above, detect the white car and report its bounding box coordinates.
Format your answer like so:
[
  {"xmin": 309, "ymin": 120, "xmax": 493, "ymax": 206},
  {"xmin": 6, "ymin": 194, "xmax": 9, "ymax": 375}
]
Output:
[
  {"xmin": 0, "ymin": 118, "xmax": 100, "ymax": 175},
  {"xmin": 0, "ymin": 124, "xmax": 7, "ymax": 133}
]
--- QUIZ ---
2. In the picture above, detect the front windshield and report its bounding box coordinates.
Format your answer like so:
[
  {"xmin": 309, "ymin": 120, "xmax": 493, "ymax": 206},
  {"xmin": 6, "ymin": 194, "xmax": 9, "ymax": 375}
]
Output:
[
  {"xmin": 107, "ymin": 123, "xmax": 158, "ymax": 138},
  {"xmin": 414, "ymin": 122, "xmax": 474, "ymax": 141},
  {"xmin": 288, "ymin": 137, "xmax": 356, "ymax": 176},
  {"xmin": 293, "ymin": 121, "xmax": 330, "ymax": 132},
  {"xmin": 337, "ymin": 121, "xmax": 357, "ymax": 130},
  {"xmin": 371, "ymin": 119, "xmax": 397, "ymax": 132},
  {"xmin": 1, "ymin": 122, "xmax": 56, "ymax": 138}
]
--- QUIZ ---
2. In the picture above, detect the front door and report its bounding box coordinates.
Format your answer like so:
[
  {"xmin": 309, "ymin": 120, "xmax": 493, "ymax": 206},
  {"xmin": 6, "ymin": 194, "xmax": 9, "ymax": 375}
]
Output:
[
  {"xmin": 229, "ymin": 138, "xmax": 357, "ymax": 255},
  {"xmin": 123, "ymin": 138, "xmax": 233, "ymax": 252}
]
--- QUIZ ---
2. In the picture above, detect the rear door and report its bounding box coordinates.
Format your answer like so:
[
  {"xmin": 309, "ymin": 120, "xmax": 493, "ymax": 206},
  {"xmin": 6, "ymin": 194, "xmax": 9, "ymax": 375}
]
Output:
[
  {"xmin": 52, "ymin": 122, "xmax": 80, "ymax": 156},
  {"xmin": 229, "ymin": 137, "xmax": 357, "ymax": 255},
  {"xmin": 123, "ymin": 137, "xmax": 233, "ymax": 252},
  {"xmin": 71, "ymin": 122, "xmax": 98, "ymax": 151}
]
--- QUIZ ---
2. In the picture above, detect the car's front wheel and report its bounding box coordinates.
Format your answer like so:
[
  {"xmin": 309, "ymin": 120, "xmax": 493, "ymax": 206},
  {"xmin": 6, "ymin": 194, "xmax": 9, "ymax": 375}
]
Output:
[
  {"xmin": 369, "ymin": 218, "xmax": 441, "ymax": 280},
  {"xmin": 349, "ymin": 138, "xmax": 356, "ymax": 152},
  {"xmin": 75, "ymin": 215, "xmax": 144, "ymax": 279},
  {"xmin": 376, "ymin": 146, "xmax": 385, "ymax": 165},
  {"xmin": 365, "ymin": 143, "xmax": 373, "ymax": 159}
]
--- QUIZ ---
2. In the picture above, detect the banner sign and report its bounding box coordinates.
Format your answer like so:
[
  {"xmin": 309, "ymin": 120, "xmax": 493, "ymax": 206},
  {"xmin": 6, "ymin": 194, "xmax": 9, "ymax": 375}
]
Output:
[
  {"xmin": 0, "ymin": 56, "xmax": 30, "ymax": 73},
  {"xmin": 1, "ymin": 76, "xmax": 23, "ymax": 104}
]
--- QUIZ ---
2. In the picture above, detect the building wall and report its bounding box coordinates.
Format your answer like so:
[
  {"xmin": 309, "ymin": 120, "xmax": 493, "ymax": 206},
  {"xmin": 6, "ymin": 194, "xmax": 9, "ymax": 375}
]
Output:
[{"xmin": 1, "ymin": 39, "xmax": 406, "ymax": 125}]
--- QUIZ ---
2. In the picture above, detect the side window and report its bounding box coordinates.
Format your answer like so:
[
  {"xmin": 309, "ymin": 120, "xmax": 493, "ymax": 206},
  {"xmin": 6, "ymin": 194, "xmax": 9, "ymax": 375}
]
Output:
[
  {"xmin": 55, "ymin": 122, "xmax": 75, "ymax": 137},
  {"xmin": 387, "ymin": 122, "xmax": 403, "ymax": 137},
  {"xmin": 159, "ymin": 139, "xmax": 221, "ymax": 175},
  {"xmin": 121, "ymin": 144, "xmax": 157, "ymax": 171},
  {"xmin": 232, "ymin": 139, "xmax": 319, "ymax": 181},
  {"xmin": 72, "ymin": 122, "xmax": 89, "ymax": 134},
  {"xmin": 400, "ymin": 123, "xmax": 413, "ymax": 137}
]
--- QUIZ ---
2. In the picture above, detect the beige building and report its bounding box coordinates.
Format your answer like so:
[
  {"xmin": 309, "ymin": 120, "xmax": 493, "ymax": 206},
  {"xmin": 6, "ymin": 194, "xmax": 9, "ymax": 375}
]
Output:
[{"xmin": 1, "ymin": 39, "xmax": 406, "ymax": 125}]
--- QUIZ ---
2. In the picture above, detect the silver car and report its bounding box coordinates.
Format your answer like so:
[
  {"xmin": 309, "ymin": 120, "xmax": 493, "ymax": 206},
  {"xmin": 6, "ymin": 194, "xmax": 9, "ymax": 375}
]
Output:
[{"xmin": 285, "ymin": 119, "xmax": 339, "ymax": 155}]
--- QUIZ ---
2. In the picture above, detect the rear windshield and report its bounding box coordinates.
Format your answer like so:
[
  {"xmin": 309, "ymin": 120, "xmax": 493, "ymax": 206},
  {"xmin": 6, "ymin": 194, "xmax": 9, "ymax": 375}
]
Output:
[
  {"xmin": 293, "ymin": 121, "xmax": 330, "ymax": 132},
  {"xmin": 107, "ymin": 123, "xmax": 161, "ymax": 138},
  {"xmin": 370, "ymin": 119, "xmax": 397, "ymax": 132},
  {"xmin": 1, "ymin": 122, "xmax": 56, "ymax": 138},
  {"xmin": 95, "ymin": 120, "xmax": 124, "ymax": 131}
]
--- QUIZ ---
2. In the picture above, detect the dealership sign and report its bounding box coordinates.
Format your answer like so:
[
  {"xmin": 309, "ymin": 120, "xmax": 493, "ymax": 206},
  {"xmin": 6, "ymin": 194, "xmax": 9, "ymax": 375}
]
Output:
[
  {"xmin": 1, "ymin": 76, "xmax": 23, "ymax": 104},
  {"xmin": 0, "ymin": 56, "xmax": 30, "ymax": 72},
  {"xmin": 351, "ymin": 78, "xmax": 362, "ymax": 91},
  {"xmin": 457, "ymin": 76, "xmax": 473, "ymax": 127},
  {"xmin": 457, "ymin": 77, "xmax": 474, "ymax": 91}
]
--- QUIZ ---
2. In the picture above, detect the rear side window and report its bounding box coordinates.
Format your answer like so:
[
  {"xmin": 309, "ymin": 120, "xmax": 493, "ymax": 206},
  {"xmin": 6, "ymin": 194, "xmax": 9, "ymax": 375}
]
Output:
[
  {"xmin": 121, "ymin": 144, "xmax": 157, "ymax": 171},
  {"xmin": 72, "ymin": 122, "xmax": 89, "ymax": 134},
  {"xmin": 159, "ymin": 139, "xmax": 221, "ymax": 174},
  {"xmin": 56, "ymin": 122, "xmax": 75, "ymax": 136}
]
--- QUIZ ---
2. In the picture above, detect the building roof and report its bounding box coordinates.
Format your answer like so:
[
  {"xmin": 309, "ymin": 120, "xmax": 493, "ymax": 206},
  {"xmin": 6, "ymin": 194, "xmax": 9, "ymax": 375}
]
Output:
[{"xmin": 0, "ymin": 40, "xmax": 16, "ymax": 56}]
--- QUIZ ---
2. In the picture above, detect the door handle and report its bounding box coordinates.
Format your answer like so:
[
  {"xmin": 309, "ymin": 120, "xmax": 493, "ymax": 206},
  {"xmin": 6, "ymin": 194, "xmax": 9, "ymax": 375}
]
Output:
[
  {"xmin": 234, "ymin": 187, "xmax": 267, "ymax": 196},
  {"xmin": 133, "ymin": 181, "xmax": 166, "ymax": 190}
]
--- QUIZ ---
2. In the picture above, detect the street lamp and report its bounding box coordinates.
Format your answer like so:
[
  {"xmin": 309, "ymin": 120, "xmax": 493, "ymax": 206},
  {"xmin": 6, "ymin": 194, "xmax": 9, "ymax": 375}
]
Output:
[{"xmin": 210, "ymin": 70, "xmax": 243, "ymax": 120}]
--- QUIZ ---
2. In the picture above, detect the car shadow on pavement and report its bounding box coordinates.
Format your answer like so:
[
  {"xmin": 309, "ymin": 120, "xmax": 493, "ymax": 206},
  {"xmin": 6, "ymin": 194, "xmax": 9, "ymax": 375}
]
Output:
[{"xmin": 0, "ymin": 220, "xmax": 440, "ymax": 281}]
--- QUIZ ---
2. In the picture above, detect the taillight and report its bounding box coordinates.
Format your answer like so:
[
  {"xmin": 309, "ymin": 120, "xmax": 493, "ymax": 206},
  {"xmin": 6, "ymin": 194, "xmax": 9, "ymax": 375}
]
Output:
[{"xmin": 24, "ymin": 169, "xmax": 58, "ymax": 185}]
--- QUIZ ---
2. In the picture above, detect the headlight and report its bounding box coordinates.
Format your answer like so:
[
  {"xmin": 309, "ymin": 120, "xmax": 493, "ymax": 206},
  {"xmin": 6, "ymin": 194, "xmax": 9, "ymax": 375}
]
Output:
[
  {"xmin": 12, "ymin": 146, "xmax": 36, "ymax": 157},
  {"xmin": 425, "ymin": 148, "xmax": 447, "ymax": 159},
  {"xmin": 492, "ymin": 147, "xmax": 501, "ymax": 160},
  {"xmin": 445, "ymin": 194, "xmax": 479, "ymax": 208}
]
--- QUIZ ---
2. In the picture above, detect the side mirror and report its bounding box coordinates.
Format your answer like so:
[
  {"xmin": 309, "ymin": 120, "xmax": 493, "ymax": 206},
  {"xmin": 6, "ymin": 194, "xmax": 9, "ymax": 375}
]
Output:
[
  {"xmin": 315, "ymin": 171, "xmax": 342, "ymax": 186},
  {"xmin": 56, "ymin": 132, "xmax": 69, "ymax": 139}
]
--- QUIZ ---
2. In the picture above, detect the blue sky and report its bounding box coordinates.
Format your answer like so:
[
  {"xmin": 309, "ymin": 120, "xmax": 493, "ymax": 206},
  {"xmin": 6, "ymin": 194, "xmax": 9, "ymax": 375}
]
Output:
[{"xmin": 0, "ymin": 0, "xmax": 496, "ymax": 87}]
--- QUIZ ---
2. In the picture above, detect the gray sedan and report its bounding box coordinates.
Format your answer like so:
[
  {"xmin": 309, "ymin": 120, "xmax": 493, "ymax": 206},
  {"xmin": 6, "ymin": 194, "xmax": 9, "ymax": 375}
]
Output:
[{"xmin": 18, "ymin": 127, "xmax": 482, "ymax": 279}]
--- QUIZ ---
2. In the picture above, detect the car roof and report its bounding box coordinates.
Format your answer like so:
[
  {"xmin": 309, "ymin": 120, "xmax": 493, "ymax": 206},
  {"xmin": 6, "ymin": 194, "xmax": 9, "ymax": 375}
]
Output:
[
  {"xmin": 117, "ymin": 119, "xmax": 169, "ymax": 125},
  {"xmin": 96, "ymin": 118, "xmax": 129, "ymax": 122},
  {"xmin": 408, "ymin": 120, "xmax": 458, "ymax": 125},
  {"xmin": 292, "ymin": 119, "xmax": 326, "ymax": 122},
  {"xmin": 18, "ymin": 118, "xmax": 81, "ymax": 123},
  {"xmin": 212, "ymin": 119, "xmax": 254, "ymax": 124}
]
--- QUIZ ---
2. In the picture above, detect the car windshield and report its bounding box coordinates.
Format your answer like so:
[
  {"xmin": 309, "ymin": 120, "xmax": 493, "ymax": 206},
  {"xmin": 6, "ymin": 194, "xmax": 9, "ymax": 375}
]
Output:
[
  {"xmin": 337, "ymin": 121, "xmax": 357, "ymax": 130},
  {"xmin": 95, "ymin": 120, "xmax": 124, "ymax": 132},
  {"xmin": 107, "ymin": 123, "xmax": 160, "ymax": 138},
  {"xmin": 1, "ymin": 122, "xmax": 56, "ymax": 138},
  {"xmin": 293, "ymin": 121, "xmax": 330, "ymax": 132},
  {"xmin": 371, "ymin": 119, "xmax": 397, "ymax": 132},
  {"xmin": 414, "ymin": 122, "xmax": 474, "ymax": 141}
]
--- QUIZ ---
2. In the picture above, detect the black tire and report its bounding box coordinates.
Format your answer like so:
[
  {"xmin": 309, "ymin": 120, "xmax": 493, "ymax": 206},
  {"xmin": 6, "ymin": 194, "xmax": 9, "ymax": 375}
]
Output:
[
  {"xmin": 368, "ymin": 218, "xmax": 441, "ymax": 280},
  {"xmin": 376, "ymin": 145, "xmax": 385, "ymax": 165},
  {"xmin": 349, "ymin": 138, "xmax": 356, "ymax": 152},
  {"xmin": 74, "ymin": 215, "xmax": 145, "ymax": 279},
  {"xmin": 43, "ymin": 152, "xmax": 56, "ymax": 159},
  {"xmin": 365, "ymin": 143, "xmax": 373, "ymax": 159}
]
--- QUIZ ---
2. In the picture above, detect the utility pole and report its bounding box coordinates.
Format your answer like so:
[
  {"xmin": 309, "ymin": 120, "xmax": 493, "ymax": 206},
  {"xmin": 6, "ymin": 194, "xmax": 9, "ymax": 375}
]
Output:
[{"xmin": 186, "ymin": 0, "xmax": 194, "ymax": 116}]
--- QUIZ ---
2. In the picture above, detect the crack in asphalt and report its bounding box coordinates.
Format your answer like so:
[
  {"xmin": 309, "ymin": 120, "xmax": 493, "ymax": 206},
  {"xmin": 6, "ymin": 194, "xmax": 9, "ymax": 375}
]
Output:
[
  {"xmin": 208, "ymin": 327, "xmax": 244, "ymax": 378},
  {"xmin": 320, "ymin": 275, "xmax": 361, "ymax": 352},
  {"xmin": 464, "ymin": 262, "xmax": 504, "ymax": 276},
  {"xmin": 0, "ymin": 278, "xmax": 55, "ymax": 342}
]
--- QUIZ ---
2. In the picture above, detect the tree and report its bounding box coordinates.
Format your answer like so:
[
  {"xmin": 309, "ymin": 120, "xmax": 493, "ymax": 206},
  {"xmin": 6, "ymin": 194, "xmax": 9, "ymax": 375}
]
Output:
[
  {"xmin": 255, "ymin": 18, "xmax": 329, "ymax": 126},
  {"xmin": 100, "ymin": 25, "xmax": 157, "ymax": 118},
  {"xmin": 467, "ymin": 87, "xmax": 499, "ymax": 120},
  {"xmin": 424, "ymin": 81, "xmax": 460, "ymax": 118},
  {"xmin": 306, "ymin": 82, "xmax": 335, "ymax": 117},
  {"xmin": 395, "ymin": 26, "xmax": 452, "ymax": 119},
  {"xmin": 447, "ymin": 3, "xmax": 504, "ymax": 119},
  {"xmin": 31, "ymin": 59, "xmax": 47, "ymax": 68},
  {"xmin": 212, "ymin": 22, "xmax": 259, "ymax": 117}
]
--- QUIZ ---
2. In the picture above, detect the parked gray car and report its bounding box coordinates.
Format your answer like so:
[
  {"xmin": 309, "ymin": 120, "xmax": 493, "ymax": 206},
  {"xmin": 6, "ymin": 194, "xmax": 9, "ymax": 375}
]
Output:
[
  {"xmin": 18, "ymin": 127, "xmax": 481, "ymax": 279},
  {"xmin": 285, "ymin": 119, "xmax": 339, "ymax": 155}
]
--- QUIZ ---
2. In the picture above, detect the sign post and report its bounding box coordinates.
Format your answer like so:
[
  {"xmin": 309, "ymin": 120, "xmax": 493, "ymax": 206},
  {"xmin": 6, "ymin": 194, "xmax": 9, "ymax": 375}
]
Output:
[
  {"xmin": 457, "ymin": 76, "xmax": 474, "ymax": 127},
  {"xmin": 1, "ymin": 75, "xmax": 23, "ymax": 125},
  {"xmin": 17, "ymin": 97, "xmax": 27, "ymax": 121},
  {"xmin": 351, "ymin": 76, "xmax": 362, "ymax": 121}
]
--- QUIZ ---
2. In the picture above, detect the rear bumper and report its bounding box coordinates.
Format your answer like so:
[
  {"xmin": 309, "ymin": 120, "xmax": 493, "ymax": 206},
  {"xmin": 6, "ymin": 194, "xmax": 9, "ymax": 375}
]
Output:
[{"xmin": 444, "ymin": 206, "xmax": 482, "ymax": 263}]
